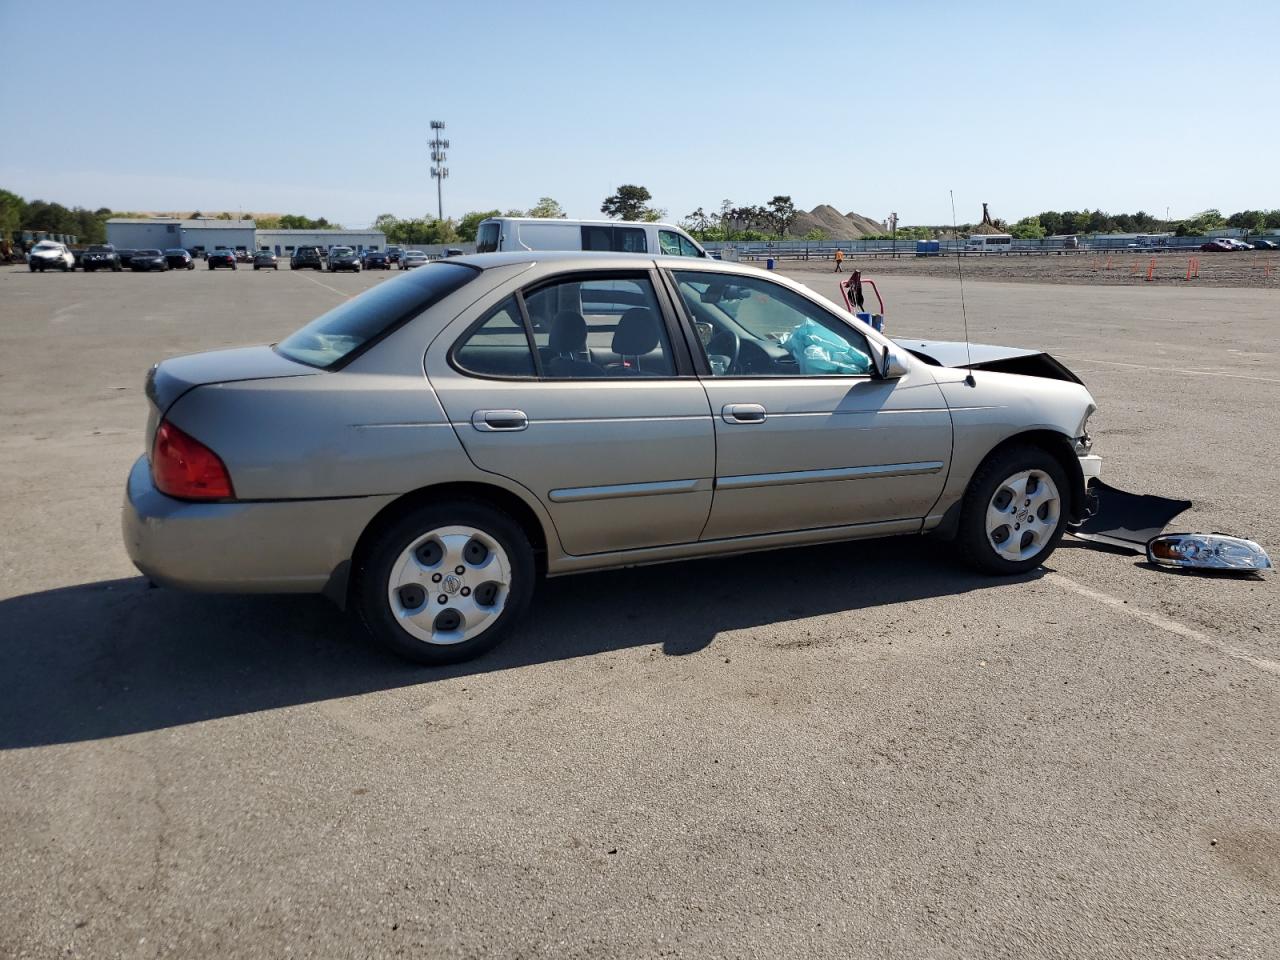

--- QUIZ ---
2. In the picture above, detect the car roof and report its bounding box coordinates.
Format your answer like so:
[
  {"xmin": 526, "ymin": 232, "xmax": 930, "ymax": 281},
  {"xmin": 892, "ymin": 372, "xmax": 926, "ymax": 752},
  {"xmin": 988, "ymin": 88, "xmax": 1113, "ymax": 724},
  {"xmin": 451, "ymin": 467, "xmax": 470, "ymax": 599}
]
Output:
[{"xmin": 447, "ymin": 250, "xmax": 770, "ymax": 277}]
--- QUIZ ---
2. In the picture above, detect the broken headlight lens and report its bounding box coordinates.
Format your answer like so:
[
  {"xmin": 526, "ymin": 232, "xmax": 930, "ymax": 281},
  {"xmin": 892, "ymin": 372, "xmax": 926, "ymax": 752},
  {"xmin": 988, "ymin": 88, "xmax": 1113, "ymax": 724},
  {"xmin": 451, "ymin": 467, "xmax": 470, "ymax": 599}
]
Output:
[{"xmin": 1147, "ymin": 534, "xmax": 1273, "ymax": 572}]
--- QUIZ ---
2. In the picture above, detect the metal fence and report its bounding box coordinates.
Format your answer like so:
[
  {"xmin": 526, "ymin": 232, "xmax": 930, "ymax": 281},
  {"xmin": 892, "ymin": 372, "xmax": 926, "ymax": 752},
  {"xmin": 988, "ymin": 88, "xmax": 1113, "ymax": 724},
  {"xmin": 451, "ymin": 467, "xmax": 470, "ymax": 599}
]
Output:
[{"xmin": 701, "ymin": 235, "xmax": 1273, "ymax": 261}]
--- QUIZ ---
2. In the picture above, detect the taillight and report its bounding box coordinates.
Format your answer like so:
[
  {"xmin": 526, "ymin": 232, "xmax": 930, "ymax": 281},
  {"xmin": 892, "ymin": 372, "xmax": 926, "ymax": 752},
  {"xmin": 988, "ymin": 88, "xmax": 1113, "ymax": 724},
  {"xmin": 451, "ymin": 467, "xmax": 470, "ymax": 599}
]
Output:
[{"xmin": 151, "ymin": 419, "xmax": 234, "ymax": 500}]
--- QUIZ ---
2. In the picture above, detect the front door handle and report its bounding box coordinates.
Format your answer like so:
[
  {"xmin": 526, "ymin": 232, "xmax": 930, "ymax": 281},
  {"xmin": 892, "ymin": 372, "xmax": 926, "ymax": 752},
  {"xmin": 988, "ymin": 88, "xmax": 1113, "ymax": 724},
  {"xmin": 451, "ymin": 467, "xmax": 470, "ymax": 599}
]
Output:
[
  {"xmin": 472, "ymin": 409, "xmax": 529, "ymax": 432},
  {"xmin": 722, "ymin": 402, "xmax": 767, "ymax": 424}
]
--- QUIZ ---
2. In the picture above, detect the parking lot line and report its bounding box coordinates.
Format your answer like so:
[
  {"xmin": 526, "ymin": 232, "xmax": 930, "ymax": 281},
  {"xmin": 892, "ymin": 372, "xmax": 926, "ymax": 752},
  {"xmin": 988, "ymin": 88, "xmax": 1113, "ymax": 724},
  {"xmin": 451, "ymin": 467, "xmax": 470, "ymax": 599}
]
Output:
[
  {"xmin": 293, "ymin": 271, "xmax": 349, "ymax": 298},
  {"xmin": 1059, "ymin": 356, "xmax": 1280, "ymax": 385},
  {"xmin": 1047, "ymin": 572, "xmax": 1280, "ymax": 676}
]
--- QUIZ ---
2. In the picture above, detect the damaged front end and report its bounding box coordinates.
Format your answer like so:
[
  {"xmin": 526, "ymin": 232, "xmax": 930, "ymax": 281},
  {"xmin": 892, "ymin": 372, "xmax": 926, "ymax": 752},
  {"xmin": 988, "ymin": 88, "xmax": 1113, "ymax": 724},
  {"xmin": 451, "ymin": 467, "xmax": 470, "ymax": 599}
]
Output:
[{"xmin": 905, "ymin": 337, "xmax": 1264, "ymax": 570}]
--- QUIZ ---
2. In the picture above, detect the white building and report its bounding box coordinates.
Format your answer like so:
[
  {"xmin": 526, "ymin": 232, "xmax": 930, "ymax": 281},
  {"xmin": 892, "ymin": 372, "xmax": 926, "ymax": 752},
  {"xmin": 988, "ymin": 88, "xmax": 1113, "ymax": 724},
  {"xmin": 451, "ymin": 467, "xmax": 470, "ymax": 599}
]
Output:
[
  {"xmin": 105, "ymin": 218, "xmax": 386, "ymax": 256},
  {"xmin": 256, "ymin": 228, "xmax": 386, "ymax": 255},
  {"xmin": 106, "ymin": 218, "xmax": 256, "ymax": 254}
]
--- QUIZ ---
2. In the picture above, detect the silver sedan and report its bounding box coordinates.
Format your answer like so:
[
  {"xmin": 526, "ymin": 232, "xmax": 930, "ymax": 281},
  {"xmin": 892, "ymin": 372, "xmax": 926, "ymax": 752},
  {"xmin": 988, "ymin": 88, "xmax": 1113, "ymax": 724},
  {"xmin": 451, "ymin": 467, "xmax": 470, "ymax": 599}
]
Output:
[{"xmin": 123, "ymin": 252, "xmax": 1101, "ymax": 664}]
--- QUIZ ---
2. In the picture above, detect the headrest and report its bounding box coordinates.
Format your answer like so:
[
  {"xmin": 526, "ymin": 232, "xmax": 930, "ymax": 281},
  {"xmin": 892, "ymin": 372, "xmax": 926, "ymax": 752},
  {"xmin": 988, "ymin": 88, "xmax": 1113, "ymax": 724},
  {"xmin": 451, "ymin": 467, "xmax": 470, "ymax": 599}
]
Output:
[
  {"xmin": 612, "ymin": 308, "xmax": 661, "ymax": 356},
  {"xmin": 548, "ymin": 311, "xmax": 588, "ymax": 354}
]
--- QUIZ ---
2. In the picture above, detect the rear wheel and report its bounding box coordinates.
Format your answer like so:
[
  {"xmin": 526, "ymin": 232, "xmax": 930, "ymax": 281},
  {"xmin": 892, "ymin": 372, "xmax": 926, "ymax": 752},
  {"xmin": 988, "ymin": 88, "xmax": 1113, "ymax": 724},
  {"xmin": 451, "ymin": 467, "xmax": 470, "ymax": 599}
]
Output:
[
  {"xmin": 354, "ymin": 501, "xmax": 535, "ymax": 665},
  {"xmin": 958, "ymin": 445, "xmax": 1069, "ymax": 575}
]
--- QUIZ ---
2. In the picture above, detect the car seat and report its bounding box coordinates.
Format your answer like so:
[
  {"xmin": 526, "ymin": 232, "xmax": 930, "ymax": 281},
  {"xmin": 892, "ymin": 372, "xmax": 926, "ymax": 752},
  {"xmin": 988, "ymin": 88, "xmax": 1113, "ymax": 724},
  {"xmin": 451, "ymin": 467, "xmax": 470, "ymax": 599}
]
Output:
[{"xmin": 543, "ymin": 310, "xmax": 603, "ymax": 378}]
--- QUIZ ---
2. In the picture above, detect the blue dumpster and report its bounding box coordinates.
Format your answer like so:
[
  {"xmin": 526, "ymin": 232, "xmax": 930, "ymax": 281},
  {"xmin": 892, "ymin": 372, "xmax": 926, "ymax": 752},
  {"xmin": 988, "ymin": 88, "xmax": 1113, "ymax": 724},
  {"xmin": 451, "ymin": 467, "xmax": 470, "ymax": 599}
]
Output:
[{"xmin": 766, "ymin": 257, "xmax": 775, "ymax": 270}]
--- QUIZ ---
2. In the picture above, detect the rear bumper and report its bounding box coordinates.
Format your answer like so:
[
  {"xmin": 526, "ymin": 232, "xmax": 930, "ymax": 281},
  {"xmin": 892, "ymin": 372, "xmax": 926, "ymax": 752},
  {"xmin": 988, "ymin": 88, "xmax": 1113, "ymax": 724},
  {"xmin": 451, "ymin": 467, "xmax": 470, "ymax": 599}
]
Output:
[{"xmin": 122, "ymin": 456, "xmax": 394, "ymax": 595}]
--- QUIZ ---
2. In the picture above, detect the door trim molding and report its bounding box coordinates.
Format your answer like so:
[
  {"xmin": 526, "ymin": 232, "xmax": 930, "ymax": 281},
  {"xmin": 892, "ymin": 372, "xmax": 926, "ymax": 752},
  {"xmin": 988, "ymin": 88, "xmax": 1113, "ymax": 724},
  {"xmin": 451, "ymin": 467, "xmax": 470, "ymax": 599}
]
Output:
[
  {"xmin": 716, "ymin": 461, "xmax": 945, "ymax": 491},
  {"xmin": 549, "ymin": 477, "xmax": 711, "ymax": 503}
]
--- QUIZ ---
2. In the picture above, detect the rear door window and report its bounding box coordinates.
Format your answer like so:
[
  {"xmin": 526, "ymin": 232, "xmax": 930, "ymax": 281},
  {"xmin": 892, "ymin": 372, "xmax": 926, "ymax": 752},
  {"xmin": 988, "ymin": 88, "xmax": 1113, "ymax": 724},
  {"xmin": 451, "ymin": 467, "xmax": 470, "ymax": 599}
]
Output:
[
  {"xmin": 613, "ymin": 227, "xmax": 647, "ymax": 253},
  {"xmin": 581, "ymin": 225, "xmax": 612, "ymax": 251},
  {"xmin": 452, "ymin": 296, "xmax": 537, "ymax": 378},
  {"xmin": 525, "ymin": 274, "xmax": 675, "ymax": 378}
]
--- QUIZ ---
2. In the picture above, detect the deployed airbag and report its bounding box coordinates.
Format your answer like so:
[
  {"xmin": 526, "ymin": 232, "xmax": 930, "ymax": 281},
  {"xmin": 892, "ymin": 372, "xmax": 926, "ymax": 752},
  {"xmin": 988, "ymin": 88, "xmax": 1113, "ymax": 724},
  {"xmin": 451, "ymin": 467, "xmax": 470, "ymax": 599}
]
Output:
[{"xmin": 784, "ymin": 319, "xmax": 872, "ymax": 375}]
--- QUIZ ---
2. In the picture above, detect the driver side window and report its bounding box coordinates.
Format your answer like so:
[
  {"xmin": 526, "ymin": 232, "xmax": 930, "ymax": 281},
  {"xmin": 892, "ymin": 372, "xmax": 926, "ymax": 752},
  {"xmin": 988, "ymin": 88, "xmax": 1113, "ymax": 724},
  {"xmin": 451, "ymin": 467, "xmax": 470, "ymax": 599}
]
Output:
[{"xmin": 671, "ymin": 271, "xmax": 874, "ymax": 377}]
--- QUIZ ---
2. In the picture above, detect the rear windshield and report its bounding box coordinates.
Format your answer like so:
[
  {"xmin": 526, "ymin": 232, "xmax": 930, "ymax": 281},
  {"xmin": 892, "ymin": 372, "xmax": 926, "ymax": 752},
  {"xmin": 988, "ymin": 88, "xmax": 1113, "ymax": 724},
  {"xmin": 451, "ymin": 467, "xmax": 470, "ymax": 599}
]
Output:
[{"xmin": 275, "ymin": 262, "xmax": 479, "ymax": 369}]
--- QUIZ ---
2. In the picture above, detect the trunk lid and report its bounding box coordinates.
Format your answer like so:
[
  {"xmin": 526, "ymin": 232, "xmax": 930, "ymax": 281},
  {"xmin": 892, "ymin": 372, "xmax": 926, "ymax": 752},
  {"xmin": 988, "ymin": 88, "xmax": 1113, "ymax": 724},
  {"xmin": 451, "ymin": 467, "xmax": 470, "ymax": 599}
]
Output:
[{"xmin": 146, "ymin": 345, "xmax": 317, "ymax": 417}]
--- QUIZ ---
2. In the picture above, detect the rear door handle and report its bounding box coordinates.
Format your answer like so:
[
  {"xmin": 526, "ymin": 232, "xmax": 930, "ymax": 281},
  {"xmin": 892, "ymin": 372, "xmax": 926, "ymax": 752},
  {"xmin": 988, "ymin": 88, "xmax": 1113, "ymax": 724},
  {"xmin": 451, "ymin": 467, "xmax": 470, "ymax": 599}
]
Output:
[
  {"xmin": 472, "ymin": 409, "xmax": 529, "ymax": 432},
  {"xmin": 722, "ymin": 403, "xmax": 767, "ymax": 424}
]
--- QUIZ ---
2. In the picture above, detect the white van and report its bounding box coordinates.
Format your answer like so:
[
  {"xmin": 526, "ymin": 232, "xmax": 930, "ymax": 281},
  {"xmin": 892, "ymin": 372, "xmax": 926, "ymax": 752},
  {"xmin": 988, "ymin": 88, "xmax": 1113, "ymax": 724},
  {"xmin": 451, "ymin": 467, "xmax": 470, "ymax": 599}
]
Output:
[
  {"xmin": 965, "ymin": 234, "xmax": 1013, "ymax": 253},
  {"xmin": 474, "ymin": 217, "xmax": 709, "ymax": 258}
]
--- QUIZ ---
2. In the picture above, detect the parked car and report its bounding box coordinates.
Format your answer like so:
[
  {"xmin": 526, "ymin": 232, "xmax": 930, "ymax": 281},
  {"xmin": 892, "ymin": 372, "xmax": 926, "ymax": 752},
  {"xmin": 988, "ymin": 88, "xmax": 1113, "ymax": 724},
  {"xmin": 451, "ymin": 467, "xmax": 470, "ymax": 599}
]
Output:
[
  {"xmin": 1199, "ymin": 239, "xmax": 1234, "ymax": 252},
  {"xmin": 116, "ymin": 249, "xmax": 138, "ymax": 268},
  {"xmin": 328, "ymin": 246, "xmax": 361, "ymax": 272},
  {"xmin": 130, "ymin": 249, "xmax": 169, "ymax": 272},
  {"xmin": 123, "ymin": 251, "xmax": 1102, "ymax": 666},
  {"xmin": 165, "ymin": 248, "xmax": 195, "ymax": 270},
  {"xmin": 386, "ymin": 246, "xmax": 405, "ymax": 266},
  {"xmin": 28, "ymin": 241, "xmax": 76, "ymax": 271},
  {"xmin": 1226, "ymin": 239, "xmax": 1254, "ymax": 250},
  {"xmin": 444, "ymin": 248, "xmax": 465, "ymax": 257},
  {"xmin": 1249, "ymin": 238, "xmax": 1277, "ymax": 250},
  {"xmin": 400, "ymin": 250, "xmax": 428, "ymax": 270},
  {"xmin": 71, "ymin": 248, "xmax": 87, "ymax": 270},
  {"xmin": 207, "ymin": 250, "xmax": 237, "ymax": 270},
  {"xmin": 81, "ymin": 244, "xmax": 123, "ymax": 272},
  {"xmin": 290, "ymin": 247, "xmax": 324, "ymax": 270},
  {"xmin": 253, "ymin": 250, "xmax": 279, "ymax": 271},
  {"xmin": 363, "ymin": 250, "xmax": 391, "ymax": 270}
]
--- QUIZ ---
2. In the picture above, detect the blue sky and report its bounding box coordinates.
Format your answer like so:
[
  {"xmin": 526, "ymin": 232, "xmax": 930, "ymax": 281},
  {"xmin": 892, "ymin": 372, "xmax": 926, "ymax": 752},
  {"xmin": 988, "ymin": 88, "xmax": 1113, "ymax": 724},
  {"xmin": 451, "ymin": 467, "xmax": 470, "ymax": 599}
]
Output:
[{"xmin": 2, "ymin": 1, "xmax": 1275, "ymax": 227}]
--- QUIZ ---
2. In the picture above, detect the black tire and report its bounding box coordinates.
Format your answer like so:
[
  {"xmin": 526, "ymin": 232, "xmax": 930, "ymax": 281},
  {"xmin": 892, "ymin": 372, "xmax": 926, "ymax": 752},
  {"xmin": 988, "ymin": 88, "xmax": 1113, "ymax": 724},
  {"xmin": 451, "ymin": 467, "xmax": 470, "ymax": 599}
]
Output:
[
  {"xmin": 353, "ymin": 500, "xmax": 535, "ymax": 665},
  {"xmin": 113, "ymin": 265, "xmax": 122, "ymax": 272},
  {"xmin": 254, "ymin": 265, "xmax": 259, "ymax": 270},
  {"xmin": 957, "ymin": 444, "xmax": 1069, "ymax": 575}
]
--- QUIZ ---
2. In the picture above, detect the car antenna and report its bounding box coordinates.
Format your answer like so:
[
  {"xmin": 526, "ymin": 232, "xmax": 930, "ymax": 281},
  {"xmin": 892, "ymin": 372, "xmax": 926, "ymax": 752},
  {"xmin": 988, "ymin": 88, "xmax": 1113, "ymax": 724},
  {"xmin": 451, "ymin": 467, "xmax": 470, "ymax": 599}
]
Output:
[{"xmin": 950, "ymin": 190, "xmax": 976, "ymax": 386}]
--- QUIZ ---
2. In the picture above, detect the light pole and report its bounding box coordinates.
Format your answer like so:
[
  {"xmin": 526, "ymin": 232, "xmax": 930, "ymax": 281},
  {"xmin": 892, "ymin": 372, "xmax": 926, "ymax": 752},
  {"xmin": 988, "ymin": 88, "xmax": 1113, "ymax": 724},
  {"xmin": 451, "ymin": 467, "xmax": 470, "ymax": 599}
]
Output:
[
  {"xmin": 889, "ymin": 211, "xmax": 899, "ymax": 258},
  {"xmin": 429, "ymin": 120, "xmax": 449, "ymax": 223}
]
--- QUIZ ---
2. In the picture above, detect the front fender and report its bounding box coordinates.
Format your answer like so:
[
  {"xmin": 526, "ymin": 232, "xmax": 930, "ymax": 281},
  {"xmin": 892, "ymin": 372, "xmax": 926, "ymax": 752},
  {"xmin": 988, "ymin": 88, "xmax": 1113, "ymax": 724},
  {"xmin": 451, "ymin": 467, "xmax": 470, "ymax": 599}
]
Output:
[{"xmin": 926, "ymin": 367, "xmax": 1097, "ymax": 530}]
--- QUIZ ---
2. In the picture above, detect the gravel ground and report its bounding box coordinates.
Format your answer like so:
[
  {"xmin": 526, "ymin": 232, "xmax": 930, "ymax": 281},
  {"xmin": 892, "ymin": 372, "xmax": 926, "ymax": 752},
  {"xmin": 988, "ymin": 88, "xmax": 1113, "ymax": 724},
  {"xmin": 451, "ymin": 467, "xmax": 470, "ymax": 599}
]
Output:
[{"xmin": 0, "ymin": 263, "xmax": 1276, "ymax": 959}]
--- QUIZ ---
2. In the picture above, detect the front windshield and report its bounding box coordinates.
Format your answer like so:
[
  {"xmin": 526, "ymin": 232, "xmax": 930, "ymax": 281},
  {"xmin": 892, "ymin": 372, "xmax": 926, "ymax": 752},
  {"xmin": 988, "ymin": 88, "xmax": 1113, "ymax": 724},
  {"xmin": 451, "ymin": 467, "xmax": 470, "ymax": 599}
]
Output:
[
  {"xmin": 137, "ymin": 250, "xmax": 161, "ymax": 256},
  {"xmin": 331, "ymin": 247, "xmax": 353, "ymax": 256},
  {"xmin": 34, "ymin": 242, "xmax": 59, "ymax": 251},
  {"xmin": 89, "ymin": 245, "xmax": 112, "ymax": 252},
  {"xmin": 275, "ymin": 262, "xmax": 478, "ymax": 369}
]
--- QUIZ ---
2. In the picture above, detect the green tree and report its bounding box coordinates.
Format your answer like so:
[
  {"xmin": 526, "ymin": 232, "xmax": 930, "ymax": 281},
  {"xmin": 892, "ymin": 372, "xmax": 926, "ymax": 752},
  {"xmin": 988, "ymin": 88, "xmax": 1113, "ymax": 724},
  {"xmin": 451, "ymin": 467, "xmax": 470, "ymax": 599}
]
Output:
[
  {"xmin": 1010, "ymin": 215, "xmax": 1046, "ymax": 239},
  {"xmin": 601, "ymin": 184, "xmax": 661, "ymax": 221},
  {"xmin": 457, "ymin": 209, "xmax": 501, "ymax": 242},
  {"xmin": 802, "ymin": 229, "xmax": 827, "ymax": 241},
  {"xmin": 0, "ymin": 189, "xmax": 27, "ymax": 242},
  {"xmin": 766, "ymin": 195, "xmax": 797, "ymax": 237},
  {"xmin": 526, "ymin": 197, "xmax": 566, "ymax": 219}
]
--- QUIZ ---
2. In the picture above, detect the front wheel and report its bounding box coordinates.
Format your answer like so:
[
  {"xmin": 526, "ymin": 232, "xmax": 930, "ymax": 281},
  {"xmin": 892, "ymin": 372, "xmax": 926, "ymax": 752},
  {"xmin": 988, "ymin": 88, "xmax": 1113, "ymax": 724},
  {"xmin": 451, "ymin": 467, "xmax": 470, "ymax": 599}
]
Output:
[
  {"xmin": 353, "ymin": 501, "xmax": 535, "ymax": 665},
  {"xmin": 957, "ymin": 445, "xmax": 1069, "ymax": 575}
]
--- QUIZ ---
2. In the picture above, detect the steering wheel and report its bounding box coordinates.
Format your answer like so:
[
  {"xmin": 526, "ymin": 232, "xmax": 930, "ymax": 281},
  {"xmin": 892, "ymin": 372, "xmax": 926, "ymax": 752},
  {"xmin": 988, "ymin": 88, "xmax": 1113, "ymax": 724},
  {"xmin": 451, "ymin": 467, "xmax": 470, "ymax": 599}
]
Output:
[{"xmin": 709, "ymin": 325, "xmax": 741, "ymax": 375}]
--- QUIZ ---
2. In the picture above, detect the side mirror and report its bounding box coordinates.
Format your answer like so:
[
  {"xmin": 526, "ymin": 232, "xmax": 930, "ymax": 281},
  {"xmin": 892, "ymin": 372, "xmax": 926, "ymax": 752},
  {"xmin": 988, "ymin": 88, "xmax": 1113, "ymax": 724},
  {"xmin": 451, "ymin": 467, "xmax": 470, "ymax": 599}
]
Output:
[{"xmin": 875, "ymin": 344, "xmax": 909, "ymax": 380}]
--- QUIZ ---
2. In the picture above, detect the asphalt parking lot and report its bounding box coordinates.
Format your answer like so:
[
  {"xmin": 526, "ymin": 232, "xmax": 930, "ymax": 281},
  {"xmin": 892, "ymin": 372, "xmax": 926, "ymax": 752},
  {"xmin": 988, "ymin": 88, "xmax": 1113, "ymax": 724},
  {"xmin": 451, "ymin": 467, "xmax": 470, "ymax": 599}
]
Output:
[{"xmin": 1, "ymin": 261, "xmax": 1277, "ymax": 959}]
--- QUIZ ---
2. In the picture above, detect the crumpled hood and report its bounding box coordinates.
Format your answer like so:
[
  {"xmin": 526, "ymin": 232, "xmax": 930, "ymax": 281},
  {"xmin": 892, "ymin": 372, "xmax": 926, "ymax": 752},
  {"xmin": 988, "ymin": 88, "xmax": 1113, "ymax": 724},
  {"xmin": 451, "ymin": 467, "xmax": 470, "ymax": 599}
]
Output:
[
  {"xmin": 893, "ymin": 339, "xmax": 1040, "ymax": 367},
  {"xmin": 894, "ymin": 338, "xmax": 1084, "ymax": 385}
]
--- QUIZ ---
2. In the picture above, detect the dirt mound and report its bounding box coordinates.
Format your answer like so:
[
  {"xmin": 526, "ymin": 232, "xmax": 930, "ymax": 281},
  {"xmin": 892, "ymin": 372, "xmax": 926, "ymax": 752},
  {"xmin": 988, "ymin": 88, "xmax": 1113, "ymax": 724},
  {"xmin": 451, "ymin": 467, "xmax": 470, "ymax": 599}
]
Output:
[
  {"xmin": 787, "ymin": 204, "xmax": 884, "ymax": 239},
  {"xmin": 971, "ymin": 203, "xmax": 1004, "ymax": 234}
]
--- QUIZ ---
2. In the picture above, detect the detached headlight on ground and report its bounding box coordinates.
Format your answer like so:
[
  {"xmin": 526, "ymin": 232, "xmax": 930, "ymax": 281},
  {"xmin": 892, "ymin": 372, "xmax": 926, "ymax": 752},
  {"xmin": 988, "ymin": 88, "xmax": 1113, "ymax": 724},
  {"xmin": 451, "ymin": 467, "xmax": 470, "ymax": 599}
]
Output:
[{"xmin": 1147, "ymin": 534, "xmax": 1273, "ymax": 572}]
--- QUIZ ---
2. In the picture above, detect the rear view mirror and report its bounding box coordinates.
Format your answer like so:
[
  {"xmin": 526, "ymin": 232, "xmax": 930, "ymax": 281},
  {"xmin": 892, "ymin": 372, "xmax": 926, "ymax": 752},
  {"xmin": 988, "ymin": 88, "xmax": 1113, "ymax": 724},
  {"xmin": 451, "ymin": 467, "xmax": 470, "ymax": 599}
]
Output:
[{"xmin": 1147, "ymin": 533, "xmax": 1272, "ymax": 572}]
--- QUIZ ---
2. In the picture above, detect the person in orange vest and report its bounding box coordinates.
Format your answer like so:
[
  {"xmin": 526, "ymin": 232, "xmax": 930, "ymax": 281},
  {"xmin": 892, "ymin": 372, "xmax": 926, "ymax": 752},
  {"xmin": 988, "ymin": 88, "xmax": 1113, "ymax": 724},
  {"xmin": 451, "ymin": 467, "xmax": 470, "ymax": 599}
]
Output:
[{"xmin": 834, "ymin": 248, "xmax": 845, "ymax": 272}]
